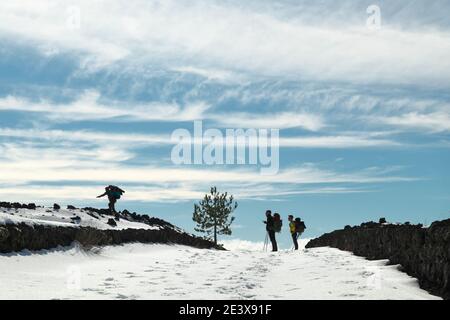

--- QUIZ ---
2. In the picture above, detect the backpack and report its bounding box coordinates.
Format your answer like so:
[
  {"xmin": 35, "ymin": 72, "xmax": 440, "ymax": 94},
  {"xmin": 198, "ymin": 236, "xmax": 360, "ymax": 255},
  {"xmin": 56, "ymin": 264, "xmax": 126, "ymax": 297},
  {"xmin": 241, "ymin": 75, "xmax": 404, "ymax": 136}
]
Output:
[
  {"xmin": 108, "ymin": 186, "xmax": 123, "ymax": 199},
  {"xmin": 273, "ymin": 213, "xmax": 282, "ymax": 233},
  {"xmin": 111, "ymin": 191, "xmax": 122, "ymax": 199},
  {"xmin": 295, "ymin": 218, "xmax": 306, "ymax": 233}
]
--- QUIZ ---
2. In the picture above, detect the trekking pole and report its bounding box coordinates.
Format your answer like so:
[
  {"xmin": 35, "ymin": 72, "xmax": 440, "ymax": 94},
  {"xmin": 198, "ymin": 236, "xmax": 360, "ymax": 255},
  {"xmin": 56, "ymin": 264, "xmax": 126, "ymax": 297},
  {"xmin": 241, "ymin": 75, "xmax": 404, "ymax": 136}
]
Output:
[
  {"xmin": 263, "ymin": 232, "xmax": 268, "ymax": 252},
  {"xmin": 263, "ymin": 232, "xmax": 267, "ymax": 251}
]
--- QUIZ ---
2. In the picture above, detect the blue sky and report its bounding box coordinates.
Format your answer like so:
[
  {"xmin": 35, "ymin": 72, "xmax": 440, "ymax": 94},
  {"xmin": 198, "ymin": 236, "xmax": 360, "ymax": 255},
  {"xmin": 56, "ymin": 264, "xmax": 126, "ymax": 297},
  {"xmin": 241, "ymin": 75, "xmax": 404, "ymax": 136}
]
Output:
[{"xmin": 0, "ymin": 0, "xmax": 449, "ymax": 248}]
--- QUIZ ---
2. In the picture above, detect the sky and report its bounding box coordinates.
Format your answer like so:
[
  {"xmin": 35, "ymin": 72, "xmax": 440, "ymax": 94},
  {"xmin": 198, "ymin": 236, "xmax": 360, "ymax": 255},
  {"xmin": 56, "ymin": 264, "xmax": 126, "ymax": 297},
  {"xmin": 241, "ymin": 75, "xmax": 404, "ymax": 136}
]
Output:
[{"xmin": 0, "ymin": 0, "xmax": 449, "ymax": 248}]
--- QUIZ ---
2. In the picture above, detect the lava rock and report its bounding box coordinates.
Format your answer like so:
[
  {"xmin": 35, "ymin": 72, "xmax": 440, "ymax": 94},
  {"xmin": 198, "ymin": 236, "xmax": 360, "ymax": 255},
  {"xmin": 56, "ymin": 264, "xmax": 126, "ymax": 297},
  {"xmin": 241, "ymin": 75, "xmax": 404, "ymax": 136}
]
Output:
[
  {"xmin": 70, "ymin": 216, "xmax": 82, "ymax": 223},
  {"xmin": 53, "ymin": 203, "xmax": 61, "ymax": 210},
  {"xmin": 0, "ymin": 227, "xmax": 9, "ymax": 242},
  {"xmin": 360, "ymin": 221, "xmax": 378, "ymax": 228},
  {"xmin": 107, "ymin": 218, "xmax": 117, "ymax": 227},
  {"xmin": 27, "ymin": 203, "xmax": 36, "ymax": 210}
]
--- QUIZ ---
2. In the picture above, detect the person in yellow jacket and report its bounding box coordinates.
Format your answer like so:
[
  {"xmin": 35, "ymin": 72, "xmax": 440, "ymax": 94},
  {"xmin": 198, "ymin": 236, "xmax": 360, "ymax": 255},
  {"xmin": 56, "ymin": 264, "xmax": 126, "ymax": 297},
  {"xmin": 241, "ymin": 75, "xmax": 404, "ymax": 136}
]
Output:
[{"xmin": 288, "ymin": 215, "xmax": 299, "ymax": 250}]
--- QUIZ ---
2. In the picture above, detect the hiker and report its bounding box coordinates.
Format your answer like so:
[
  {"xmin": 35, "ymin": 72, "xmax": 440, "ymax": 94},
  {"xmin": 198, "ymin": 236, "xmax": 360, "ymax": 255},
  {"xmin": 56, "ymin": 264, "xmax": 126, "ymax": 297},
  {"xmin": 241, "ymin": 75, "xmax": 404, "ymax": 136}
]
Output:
[
  {"xmin": 97, "ymin": 185, "xmax": 125, "ymax": 217},
  {"xmin": 263, "ymin": 210, "xmax": 281, "ymax": 252},
  {"xmin": 288, "ymin": 215, "xmax": 299, "ymax": 250},
  {"xmin": 289, "ymin": 215, "xmax": 306, "ymax": 250}
]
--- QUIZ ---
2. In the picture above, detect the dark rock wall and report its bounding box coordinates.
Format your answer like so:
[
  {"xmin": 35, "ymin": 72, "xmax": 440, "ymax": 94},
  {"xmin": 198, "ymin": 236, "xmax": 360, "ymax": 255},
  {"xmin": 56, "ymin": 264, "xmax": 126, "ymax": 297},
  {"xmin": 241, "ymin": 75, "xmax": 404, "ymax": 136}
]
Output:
[
  {"xmin": 306, "ymin": 219, "xmax": 450, "ymax": 299},
  {"xmin": 0, "ymin": 223, "xmax": 218, "ymax": 253}
]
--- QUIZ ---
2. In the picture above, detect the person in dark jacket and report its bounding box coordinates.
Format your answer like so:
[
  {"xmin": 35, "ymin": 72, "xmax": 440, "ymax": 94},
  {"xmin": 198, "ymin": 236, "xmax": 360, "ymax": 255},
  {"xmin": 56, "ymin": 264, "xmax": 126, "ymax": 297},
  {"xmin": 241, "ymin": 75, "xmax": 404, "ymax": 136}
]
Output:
[
  {"xmin": 263, "ymin": 210, "xmax": 278, "ymax": 252},
  {"xmin": 97, "ymin": 185, "xmax": 125, "ymax": 217}
]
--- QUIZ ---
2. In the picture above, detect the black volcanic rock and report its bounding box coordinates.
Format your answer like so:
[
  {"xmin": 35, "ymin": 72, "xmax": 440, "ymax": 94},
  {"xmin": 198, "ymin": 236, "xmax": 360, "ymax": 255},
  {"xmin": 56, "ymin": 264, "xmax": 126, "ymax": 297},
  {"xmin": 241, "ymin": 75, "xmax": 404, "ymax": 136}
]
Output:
[
  {"xmin": 0, "ymin": 227, "xmax": 8, "ymax": 242},
  {"xmin": 27, "ymin": 203, "xmax": 36, "ymax": 210},
  {"xmin": 0, "ymin": 222, "xmax": 219, "ymax": 253},
  {"xmin": 0, "ymin": 202, "xmax": 38, "ymax": 210},
  {"xmin": 107, "ymin": 218, "xmax": 117, "ymax": 227},
  {"xmin": 70, "ymin": 216, "xmax": 81, "ymax": 223},
  {"xmin": 53, "ymin": 203, "xmax": 61, "ymax": 210}
]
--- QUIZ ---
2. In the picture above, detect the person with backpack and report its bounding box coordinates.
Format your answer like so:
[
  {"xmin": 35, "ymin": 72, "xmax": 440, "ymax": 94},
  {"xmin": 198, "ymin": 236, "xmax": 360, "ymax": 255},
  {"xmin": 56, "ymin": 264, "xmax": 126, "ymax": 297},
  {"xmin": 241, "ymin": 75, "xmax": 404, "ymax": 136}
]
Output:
[
  {"xmin": 288, "ymin": 215, "xmax": 306, "ymax": 250},
  {"xmin": 97, "ymin": 185, "xmax": 125, "ymax": 218},
  {"xmin": 263, "ymin": 210, "xmax": 281, "ymax": 252}
]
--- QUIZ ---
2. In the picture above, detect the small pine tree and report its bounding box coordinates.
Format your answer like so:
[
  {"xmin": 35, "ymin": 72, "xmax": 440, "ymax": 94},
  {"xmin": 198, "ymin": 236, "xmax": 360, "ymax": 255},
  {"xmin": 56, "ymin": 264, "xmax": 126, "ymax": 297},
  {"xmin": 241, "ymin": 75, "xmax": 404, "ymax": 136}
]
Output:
[{"xmin": 192, "ymin": 186, "xmax": 237, "ymax": 245}]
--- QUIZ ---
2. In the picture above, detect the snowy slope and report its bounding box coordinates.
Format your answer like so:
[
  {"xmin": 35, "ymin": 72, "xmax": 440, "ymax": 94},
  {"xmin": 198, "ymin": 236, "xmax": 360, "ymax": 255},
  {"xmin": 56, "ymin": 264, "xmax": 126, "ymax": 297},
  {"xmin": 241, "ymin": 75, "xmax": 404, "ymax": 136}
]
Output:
[
  {"xmin": 0, "ymin": 206, "xmax": 160, "ymax": 230},
  {"xmin": 0, "ymin": 243, "xmax": 440, "ymax": 300}
]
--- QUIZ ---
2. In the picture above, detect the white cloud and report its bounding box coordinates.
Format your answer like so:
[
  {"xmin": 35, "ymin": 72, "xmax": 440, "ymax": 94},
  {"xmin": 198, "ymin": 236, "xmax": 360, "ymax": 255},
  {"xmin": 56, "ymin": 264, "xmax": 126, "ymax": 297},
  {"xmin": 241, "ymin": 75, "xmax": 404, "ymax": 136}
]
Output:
[
  {"xmin": 1, "ymin": 0, "xmax": 449, "ymax": 87},
  {"xmin": 0, "ymin": 128, "xmax": 170, "ymax": 146},
  {"xmin": 0, "ymin": 185, "xmax": 204, "ymax": 203},
  {"xmin": 0, "ymin": 127, "xmax": 405, "ymax": 163},
  {"xmin": 0, "ymin": 183, "xmax": 371, "ymax": 204},
  {"xmin": 0, "ymin": 134, "xmax": 415, "ymax": 202},
  {"xmin": 0, "ymin": 0, "xmax": 441, "ymax": 205},
  {"xmin": 0, "ymin": 92, "xmax": 325, "ymax": 130},
  {"xmin": 0, "ymin": 142, "xmax": 133, "ymax": 165},
  {"xmin": 212, "ymin": 112, "xmax": 325, "ymax": 131},
  {"xmin": 0, "ymin": 91, "xmax": 210, "ymax": 122},
  {"xmin": 375, "ymin": 112, "xmax": 450, "ymax": 133},
  {"xmin": 171, "ymin": 66, "xmax": 244, "ymax": 83},
  {"xmin": 0, "ymin": 162, "xmax": 414, "ymax": 186},
  {"xmin": 0, "ymin": 137, "xmax": 416, "ymax": 193},
  {"xmin": 279, "ymin": 135, "xmax": 401, "ymax": 148}
]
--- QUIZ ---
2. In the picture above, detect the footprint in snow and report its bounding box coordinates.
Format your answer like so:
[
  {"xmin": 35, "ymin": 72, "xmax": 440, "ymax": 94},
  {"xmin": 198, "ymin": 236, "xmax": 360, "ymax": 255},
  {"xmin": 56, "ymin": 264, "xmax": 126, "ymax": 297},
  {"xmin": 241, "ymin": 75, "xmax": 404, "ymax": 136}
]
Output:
[
  {"xmin": 83, "ymin": 288, "xmax": 104, "ymax": 293},
  {"xmin": 244, "ymin": 283, "xmax": 257, "ymax": 289},
  {"xmin": 342, "ymin": 280, "xmax": 358, "ymax": 284},
  {"xmin": 360, "ymin": 271, "xmax": 375, "ymax": 277},
  {"xmin": 140, "ymin": 281, "xmax": 159, "ymax": 285}
]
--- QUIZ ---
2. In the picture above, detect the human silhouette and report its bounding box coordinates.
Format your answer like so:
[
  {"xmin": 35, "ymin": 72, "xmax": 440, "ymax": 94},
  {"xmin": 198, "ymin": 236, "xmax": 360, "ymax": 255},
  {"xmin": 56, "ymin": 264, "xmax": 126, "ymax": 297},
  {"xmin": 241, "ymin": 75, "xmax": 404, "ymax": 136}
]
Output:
[
  {"xmin": 97, "ymin": 185, "xmax": 125, "ymax": 218},
  {"xmin": 263, "ymin": 210, "xmax": 278, "ymax": 252}
]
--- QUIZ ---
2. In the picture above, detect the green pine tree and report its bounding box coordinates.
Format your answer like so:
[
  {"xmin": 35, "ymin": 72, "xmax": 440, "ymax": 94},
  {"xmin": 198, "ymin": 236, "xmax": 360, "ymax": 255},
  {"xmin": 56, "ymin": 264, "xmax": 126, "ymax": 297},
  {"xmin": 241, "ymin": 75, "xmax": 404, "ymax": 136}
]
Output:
[{"xmin": 192, "ymin": 186, "xmax": 238, "ymax": 245}]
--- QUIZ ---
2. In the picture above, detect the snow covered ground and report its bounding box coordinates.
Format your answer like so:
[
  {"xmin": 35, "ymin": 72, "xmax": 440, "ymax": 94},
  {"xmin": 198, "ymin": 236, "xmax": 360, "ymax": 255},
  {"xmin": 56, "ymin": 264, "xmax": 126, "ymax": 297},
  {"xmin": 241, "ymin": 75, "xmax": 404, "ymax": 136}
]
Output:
[
  {"xmin": 0, "ymin": 206, "xmax": 159, "ymax": 230},
  {"xmin": 0, "ymin": 242, "xmax": 440, "ymax": 300}
]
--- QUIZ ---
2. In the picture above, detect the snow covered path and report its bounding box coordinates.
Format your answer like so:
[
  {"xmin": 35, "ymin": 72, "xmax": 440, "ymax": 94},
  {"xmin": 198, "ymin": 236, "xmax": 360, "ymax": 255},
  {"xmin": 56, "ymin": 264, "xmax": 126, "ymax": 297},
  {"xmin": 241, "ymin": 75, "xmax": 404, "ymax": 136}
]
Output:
[{"xmin": 0, "ymin": 243, "xmax": 440, "ymax": 300}]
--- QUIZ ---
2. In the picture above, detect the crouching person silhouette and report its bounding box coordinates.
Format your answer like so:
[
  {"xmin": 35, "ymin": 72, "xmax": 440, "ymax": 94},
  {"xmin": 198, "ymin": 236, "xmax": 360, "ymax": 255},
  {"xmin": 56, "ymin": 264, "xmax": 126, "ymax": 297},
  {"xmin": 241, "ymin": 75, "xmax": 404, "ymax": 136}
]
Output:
[{"xmin": 97, "ymin": 185, "xmax": 125, "ymax": 219}]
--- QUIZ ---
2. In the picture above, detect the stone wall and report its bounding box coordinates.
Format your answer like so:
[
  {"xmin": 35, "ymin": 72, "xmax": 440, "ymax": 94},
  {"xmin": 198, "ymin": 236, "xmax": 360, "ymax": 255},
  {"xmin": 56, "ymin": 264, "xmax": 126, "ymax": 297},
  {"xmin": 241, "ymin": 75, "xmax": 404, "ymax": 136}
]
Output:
[
  {"xmin": 306, "ymin": 219, "xmax": 450, "ymax": 299},
  {"xmin": 0, "ymin": 223, "xmax": 218, "ymax": 253}
]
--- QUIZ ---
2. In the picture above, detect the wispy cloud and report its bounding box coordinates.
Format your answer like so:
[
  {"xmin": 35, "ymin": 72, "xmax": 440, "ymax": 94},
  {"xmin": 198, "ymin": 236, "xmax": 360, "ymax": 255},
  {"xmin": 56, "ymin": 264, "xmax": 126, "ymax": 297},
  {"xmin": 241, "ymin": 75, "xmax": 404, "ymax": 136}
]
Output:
[
  {"xmin": 211, "ymin": 112, "xmax": 325, "ymax": 131},
  {"xmin": 1, "ymin": 0, "xmax": 449, "ymax": 87},
  {"xmin": 279, "ymin": 135, "xmax": 401, "ymax": 148},
  {"xmin": 0, "ymin": 137, "xmax": 417, "ymax": 202},
  {"xmin": 375, "ymin": 112, "xmax": 450, "ymax": 133},
  {"xmin": 0, "ymin": 127, "xmax": 403, "ymax": 149},
  {"xmin": 0, "ymin": 92, "xmax": 325, "ymax": 130},
  {"xmin": 0, "ymin": 0, "xmax": 445, "ymax": 209},
  {"xmin": 0, "ymin": 91, "xmax": 210, "ymax": 122},
  {"xmin": 0, "ymin": 160, "xmax": 417, "ymax": 186}
]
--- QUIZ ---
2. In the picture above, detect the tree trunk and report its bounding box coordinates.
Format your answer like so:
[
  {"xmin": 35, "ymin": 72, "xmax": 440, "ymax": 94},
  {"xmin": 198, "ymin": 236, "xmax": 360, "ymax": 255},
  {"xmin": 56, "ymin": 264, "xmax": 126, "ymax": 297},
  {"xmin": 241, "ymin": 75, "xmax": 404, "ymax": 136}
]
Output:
[{"xmin": 214, "ymin": 217, "xmax": 217, "ymax": 245}]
